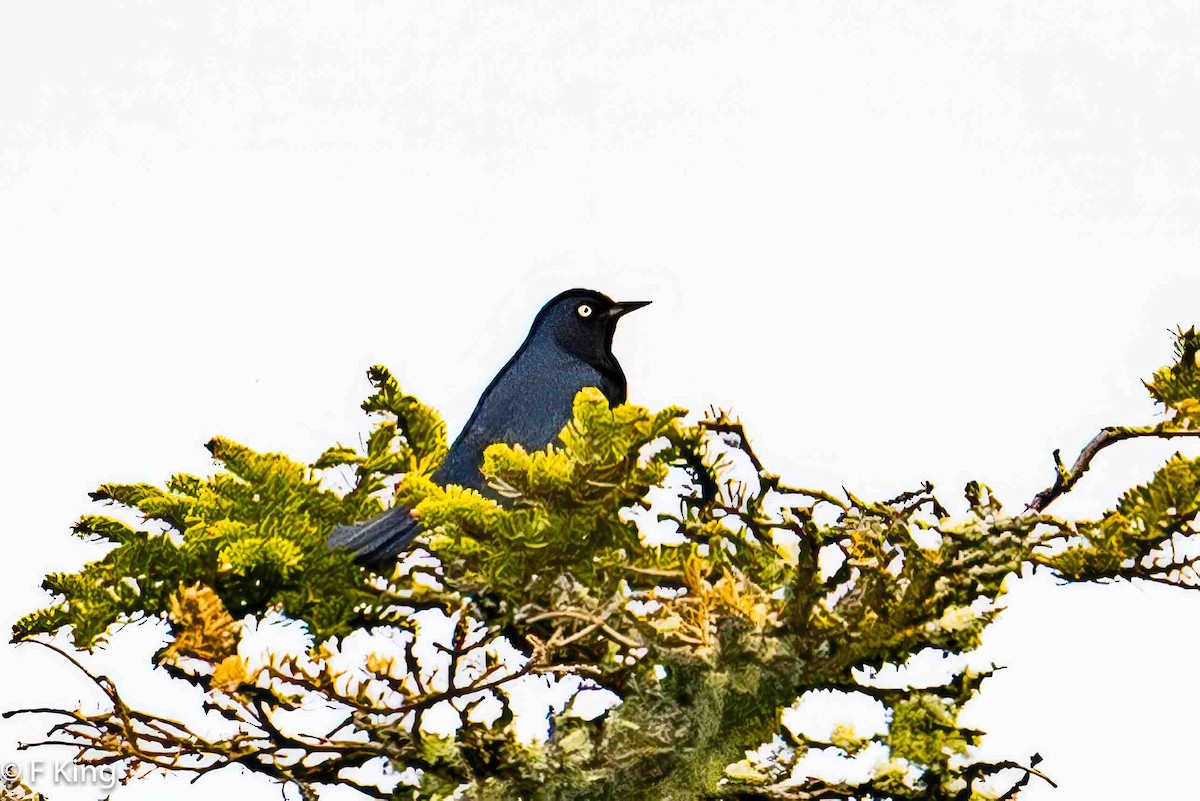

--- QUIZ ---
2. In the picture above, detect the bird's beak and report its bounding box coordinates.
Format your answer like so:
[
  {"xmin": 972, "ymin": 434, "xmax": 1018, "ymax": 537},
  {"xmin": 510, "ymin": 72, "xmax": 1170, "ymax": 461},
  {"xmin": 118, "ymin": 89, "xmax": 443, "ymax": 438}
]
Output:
[{"xmin": 609, "ymin": 300, "xmax": 652, "ymax": 319}]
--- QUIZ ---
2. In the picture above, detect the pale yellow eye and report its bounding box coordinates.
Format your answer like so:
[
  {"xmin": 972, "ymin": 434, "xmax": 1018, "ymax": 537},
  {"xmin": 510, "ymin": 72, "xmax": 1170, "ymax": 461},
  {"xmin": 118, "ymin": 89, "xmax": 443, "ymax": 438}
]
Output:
[{"xmin": 577, "ymin": 304, "xmax": 593, "ymax": 318}]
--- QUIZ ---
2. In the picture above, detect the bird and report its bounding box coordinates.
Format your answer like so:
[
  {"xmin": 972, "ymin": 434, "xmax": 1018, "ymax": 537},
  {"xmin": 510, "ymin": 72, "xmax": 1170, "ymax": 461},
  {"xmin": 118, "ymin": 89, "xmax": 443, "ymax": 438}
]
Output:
[{"xmin": 327, "ymin": 288, "xmax": 651, "ymax": 568}]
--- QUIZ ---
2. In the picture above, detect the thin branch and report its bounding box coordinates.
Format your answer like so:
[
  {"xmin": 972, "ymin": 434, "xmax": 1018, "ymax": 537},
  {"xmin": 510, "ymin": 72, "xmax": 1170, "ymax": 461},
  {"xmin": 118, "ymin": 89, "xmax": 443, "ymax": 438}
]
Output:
[{"xmin": 1026, "ymin": 423, "xmax": 1200, "ymax": 513}]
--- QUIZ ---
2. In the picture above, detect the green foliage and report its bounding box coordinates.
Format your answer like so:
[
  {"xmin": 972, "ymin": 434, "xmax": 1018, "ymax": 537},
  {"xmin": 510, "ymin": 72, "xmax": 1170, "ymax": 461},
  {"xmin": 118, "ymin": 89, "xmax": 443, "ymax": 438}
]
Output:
[
  {"xmin": 1039, "ymin": 452, "xmax": 1200, "ymax": 583},
  {"xmin": 889, "ymin": 695, "xmax": 967, "ymax": 768},
  {"xmin": 13, "ymin": 366, "xmax": 445, "ymax": 647},
  {"xmin": 1145, "ymin": 326, "xmax": 1200, "ymax": 423},
  {"xmin": 401, "ymin": 388, "xmax": 689, "ymax": 607},
  {"xmin": 11, "ymin": 333, "xmax": 1200, "ymax": 801}
]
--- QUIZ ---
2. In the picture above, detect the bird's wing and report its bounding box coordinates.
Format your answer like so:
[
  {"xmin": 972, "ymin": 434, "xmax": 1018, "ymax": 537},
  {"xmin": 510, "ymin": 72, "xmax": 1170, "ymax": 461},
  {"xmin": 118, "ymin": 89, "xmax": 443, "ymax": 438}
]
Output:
[
  {"xmin": 327, "ymin": 506, "xmax": 421, "ymax": 569},
  {"xmin": 436, "ymin": 349, "xmax": 588, "ymax": 488}
]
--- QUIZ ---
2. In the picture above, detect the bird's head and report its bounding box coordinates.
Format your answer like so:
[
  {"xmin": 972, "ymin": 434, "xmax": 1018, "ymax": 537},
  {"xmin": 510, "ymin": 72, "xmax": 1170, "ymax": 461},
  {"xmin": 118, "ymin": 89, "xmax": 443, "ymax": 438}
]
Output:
[{"xmin": 529, "ymin": 288, "xmax": 651, "ymax": 362}]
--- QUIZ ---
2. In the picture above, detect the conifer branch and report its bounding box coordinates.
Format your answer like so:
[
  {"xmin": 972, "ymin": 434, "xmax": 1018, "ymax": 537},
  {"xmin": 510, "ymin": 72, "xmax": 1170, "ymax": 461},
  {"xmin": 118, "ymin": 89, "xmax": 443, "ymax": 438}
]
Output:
[{"xmin": 10, "ymin": 344, "xmax": 1200, "ymax": 800}]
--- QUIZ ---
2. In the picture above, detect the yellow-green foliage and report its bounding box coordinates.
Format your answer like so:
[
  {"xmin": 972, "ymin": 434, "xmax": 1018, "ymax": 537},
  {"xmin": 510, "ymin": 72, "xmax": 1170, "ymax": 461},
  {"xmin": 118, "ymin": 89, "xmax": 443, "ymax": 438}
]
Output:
[
  {"xmin": 1145, "ymin": 326, "xmax": 1200, "ymax": 423},
  {"xmin": 400, "ymin": 389, "xmax": 689, "ymax": 606},
  {"xmin": 13, "ymin": 366, "xmax": 446, "ymax": 647},
  {"xmin": 888, "ymin": 694, "xmax": 970, "ymax": 770},
  {"xmin": 12, "ymin": 333, "xmax": 1200, "ymax": 801},
  {"xmin": 1040, "ymin": 453, "xmax": 1200, "ymax": 583}
]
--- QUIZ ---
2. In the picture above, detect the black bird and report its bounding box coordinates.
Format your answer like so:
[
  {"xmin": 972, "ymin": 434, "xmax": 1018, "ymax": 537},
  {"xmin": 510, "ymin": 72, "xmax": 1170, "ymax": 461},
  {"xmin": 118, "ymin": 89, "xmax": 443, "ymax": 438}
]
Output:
[{"xmin": 328, "ymin": 288, "xmax": 651, "ymax": 567}]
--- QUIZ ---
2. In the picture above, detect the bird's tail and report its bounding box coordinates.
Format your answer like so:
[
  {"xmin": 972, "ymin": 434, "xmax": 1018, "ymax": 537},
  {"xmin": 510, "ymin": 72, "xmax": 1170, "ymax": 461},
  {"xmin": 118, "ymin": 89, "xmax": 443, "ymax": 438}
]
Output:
[{"xmin": 327, "ymin": 506, "xmax": 421, "ymax": 569}]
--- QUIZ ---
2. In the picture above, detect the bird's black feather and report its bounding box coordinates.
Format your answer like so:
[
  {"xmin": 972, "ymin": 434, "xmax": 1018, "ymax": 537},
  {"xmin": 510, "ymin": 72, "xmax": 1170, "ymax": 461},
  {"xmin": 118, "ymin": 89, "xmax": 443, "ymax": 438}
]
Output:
[{"xmin": 326, "ymin": 506, "xmax": 421, "ymax": 569}]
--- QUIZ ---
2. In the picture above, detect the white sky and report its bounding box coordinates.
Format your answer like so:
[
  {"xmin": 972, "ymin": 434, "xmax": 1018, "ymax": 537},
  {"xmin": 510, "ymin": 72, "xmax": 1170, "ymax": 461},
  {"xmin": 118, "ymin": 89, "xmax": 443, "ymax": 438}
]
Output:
[{"xmin": 2, "ymin": 1, "xmax": 1199, "ymax": 798}]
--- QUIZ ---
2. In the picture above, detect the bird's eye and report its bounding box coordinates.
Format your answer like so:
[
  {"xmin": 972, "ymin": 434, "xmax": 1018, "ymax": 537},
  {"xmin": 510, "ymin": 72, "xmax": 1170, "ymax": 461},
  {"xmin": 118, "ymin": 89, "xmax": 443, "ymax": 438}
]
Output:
[{"xmin": 577, "ymin": 304, "xmax": 593, "ymax": 318}]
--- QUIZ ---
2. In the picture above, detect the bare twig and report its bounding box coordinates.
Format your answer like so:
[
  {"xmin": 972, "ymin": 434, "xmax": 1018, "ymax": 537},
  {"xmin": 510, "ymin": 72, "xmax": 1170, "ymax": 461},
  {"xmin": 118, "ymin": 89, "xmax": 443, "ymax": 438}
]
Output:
[{"xmin": 1026, "ymin": 424, "xmax": 1200, "ymax": 513}]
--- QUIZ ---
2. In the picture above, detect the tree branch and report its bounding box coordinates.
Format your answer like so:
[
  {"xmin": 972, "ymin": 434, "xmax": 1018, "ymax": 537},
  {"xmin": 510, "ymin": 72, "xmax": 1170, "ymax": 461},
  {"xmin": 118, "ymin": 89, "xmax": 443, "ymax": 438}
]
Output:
[{"xmin": 1026, "ymin": 423, "xmax": 1200, "ymax": 513}]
